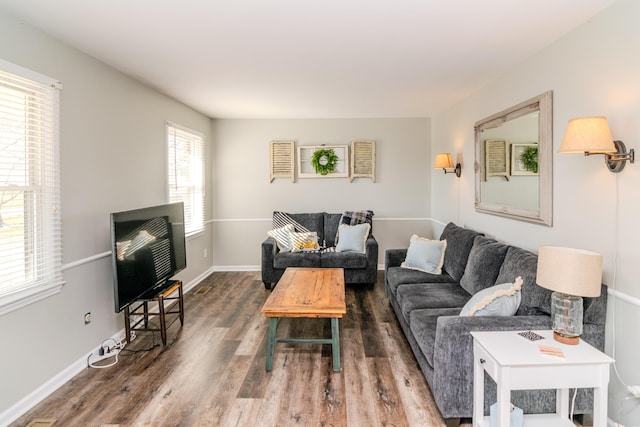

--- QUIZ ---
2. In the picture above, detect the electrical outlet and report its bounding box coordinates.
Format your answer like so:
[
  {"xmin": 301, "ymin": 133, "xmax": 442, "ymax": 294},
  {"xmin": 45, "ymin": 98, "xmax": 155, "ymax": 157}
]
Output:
[
  {"xmin": 203, "ymin": 248, "xmax": 208, "ymax": 258},
  {"xmin": 83, "ymin": 312, "xmax": 92, "ymax": 324}
]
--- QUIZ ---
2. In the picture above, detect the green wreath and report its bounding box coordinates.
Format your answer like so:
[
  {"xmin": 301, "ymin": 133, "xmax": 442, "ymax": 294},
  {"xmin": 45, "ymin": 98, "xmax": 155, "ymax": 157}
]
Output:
[
  {"xmin": 311, "ymin": 148, "xmax": 339, "ymax": 175},
  {"xmin": 520, "ymin": 146, "xmax": 539, "ymax": 173}
]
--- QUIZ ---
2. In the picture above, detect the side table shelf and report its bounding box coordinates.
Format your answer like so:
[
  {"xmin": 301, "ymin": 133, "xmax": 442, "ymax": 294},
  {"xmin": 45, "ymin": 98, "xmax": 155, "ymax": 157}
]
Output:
[{"xmin": 124, "ymin": 280, "xmax": 184, "ymax": 346}]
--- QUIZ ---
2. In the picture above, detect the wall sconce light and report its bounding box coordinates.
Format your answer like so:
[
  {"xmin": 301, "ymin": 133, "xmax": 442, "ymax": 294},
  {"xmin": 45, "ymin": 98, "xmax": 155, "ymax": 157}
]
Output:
[
  {"xmin": 433, "ymin": 153, "xmax": 461, "ymax": 177},
  {"xmin": 559, "ymin": 116, "xmax": 635, "ymax": 173}
]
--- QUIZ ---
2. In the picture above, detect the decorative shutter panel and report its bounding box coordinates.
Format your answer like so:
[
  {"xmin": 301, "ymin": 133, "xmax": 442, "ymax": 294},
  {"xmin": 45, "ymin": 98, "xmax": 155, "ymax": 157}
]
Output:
[
  {"xmin": 350, "ymin": 140, "xmax": 376, "ymax": 182},
  {"xmin": 270, "ymin": 140, "xmax": 295, "ymax": 182}
]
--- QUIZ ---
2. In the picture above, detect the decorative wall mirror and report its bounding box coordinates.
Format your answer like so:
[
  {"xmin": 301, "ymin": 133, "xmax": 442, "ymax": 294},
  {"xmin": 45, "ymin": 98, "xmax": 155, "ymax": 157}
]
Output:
[{"xmin": 474, "ymin": 91, "xmax": 553, "ymax": 226}]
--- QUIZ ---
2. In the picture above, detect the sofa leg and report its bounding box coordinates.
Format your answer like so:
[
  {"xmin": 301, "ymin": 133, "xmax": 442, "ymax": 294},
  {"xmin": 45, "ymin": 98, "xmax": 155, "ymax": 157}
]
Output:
[
  {"xmin": 367, "ymin": 282, "xmax": 374, "ymax": 290},
  {"xmin": 263, "ymin": 281, "xmax": 272, "ymax": 290},
  {"xmin": 444, "ymin": 418, "xmax": 460, "ymax": 427}
]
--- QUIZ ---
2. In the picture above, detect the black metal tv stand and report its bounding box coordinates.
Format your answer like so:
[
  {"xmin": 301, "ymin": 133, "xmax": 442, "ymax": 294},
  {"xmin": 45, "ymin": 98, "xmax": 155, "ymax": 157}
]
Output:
[{"xmin": 123, "ymin": 280, "xmax": 184, "ymax": 346}]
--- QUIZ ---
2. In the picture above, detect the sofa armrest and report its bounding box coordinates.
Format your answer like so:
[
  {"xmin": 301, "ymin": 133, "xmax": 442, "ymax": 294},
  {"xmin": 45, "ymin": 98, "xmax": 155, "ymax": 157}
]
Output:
[
  {"xmin": 431, "ymin": 315, "xmax": 552, "ymax": 418},
  {"xmin": 385, "ymin": 248, "xmax": 407, "ymax": 270},
  {"xmin": 365, "ymin": 235, "xmax": 378, "ymax": 261},
  {"xmin": 262, "ymin": 236, "xmax": 278, "ymax": 257}
]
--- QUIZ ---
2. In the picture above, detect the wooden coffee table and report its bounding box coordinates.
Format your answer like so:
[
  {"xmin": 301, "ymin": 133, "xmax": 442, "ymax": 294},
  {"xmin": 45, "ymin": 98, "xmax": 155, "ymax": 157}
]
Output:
[{"xmin": 261, "ymin": 267, "xmax": 346, "ymax": 372}]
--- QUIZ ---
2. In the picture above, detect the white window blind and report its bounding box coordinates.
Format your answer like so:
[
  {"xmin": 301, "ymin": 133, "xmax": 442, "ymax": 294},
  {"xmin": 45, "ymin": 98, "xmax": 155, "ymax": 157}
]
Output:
[
  {"xmin": 0, "ymin": 59, "xmax": 63, "ymax": 315},
  {"xmin": 166, "ymin": 121, "xmax": 205, "ymax": 236}
]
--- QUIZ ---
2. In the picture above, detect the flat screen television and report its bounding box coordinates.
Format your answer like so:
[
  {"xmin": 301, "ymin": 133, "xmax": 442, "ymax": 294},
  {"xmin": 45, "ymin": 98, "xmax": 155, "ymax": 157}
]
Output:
[{"xmin": 110, "ymin": 202, "xmax": 187, "ymax": 312}]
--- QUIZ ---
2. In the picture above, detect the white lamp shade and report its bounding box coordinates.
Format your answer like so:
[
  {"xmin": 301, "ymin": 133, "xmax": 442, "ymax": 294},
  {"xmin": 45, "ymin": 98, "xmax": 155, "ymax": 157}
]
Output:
[
  {"xmin": 536, "ymin": 246, "xmax": 603, "ymax": 298},
  {"xmin": 559, "ymin": 116, "xmax": 616, "ymax": 154},
  {"xmin": 434, "ymin": 153, "xmax": 454, "ymax": 169}
]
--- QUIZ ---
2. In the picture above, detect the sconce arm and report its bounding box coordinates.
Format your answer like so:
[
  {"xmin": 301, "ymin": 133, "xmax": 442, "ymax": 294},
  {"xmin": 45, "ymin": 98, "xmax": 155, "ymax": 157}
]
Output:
[{"xmin": 583, "ymin": 140, "xmax": 634, "ymax": 173}]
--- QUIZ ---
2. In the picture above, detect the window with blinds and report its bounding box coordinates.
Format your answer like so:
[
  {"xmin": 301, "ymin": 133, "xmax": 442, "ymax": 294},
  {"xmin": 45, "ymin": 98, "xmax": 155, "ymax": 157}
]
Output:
[
  {"xmin": 166, "ymin": 121, "xmax": 205, "ymax": 236},
  {"xmin": 0, "ymin": 59, "xmax": 63, "ymax": 315}
]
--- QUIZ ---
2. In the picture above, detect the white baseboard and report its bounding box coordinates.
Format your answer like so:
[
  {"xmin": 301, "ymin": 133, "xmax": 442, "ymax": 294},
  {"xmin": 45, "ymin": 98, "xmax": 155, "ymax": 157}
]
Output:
[
  {"xmin": 0, "ymin": 270, "xmax": 214, "ymax": 427},
  {"xmin": 213, "ymin": 265, "xmax": 260, "ymax": 272}
]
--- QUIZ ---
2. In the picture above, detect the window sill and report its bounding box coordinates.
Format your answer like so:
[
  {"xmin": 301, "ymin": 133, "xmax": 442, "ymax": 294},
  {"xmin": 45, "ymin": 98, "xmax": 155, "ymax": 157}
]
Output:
[{"xmin": 0, "ymin": 281, "xmax": 65, "ymax": 316}]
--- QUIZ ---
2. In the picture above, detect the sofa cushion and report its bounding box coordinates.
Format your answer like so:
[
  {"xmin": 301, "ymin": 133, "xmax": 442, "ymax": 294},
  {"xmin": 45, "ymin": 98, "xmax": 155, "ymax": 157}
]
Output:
[
  {"xmin": 401, "ymin": 235, "xmax": 447, "ymax": 274},
  {"xmin": 459, "ymin": 277, "xmax": 523, "ymax": 316},
  {"xmin": 396, "ymin": 283, "xmax": 471, "ymax": 324},
  {"xmin": 321, "ymin": 251, "xmax": 367, "ymax": 269},
  {"xmin": 273, "ymin": 251, "xmax": 321, "ymax": 268},
  {"xmin": 494, "ymin": 246, "xmax": 551, "ymax": 316},
  {"xmin": 459, "ymin": 236, "xmax": 509, "ymax": 295},
  {"xmin": 323, "ymin": 213, "xmax": 342, "ymax": 247},
  {"xmin": 386, "ymin": 266, "xmax": 457, "ymax": 297},
  {"xmin": 439, "ymin": 222, "xmax": 484, "ymax": 281},
  {"xmin": 409, "ymin": 308, "xmax": 461, "ymax": 369}
]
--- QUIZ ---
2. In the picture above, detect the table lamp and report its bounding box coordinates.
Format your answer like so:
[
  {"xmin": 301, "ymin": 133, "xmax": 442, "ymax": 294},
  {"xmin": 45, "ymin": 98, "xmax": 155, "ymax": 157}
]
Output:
[{"xmin": 536, "ymin": 246, "xmax": 603, "ymax": 345}]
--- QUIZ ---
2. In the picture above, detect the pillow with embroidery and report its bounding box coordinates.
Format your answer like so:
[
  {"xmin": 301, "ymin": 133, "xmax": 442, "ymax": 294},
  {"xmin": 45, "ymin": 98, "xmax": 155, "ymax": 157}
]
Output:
[{"xmin": 290, "ymin": 231, "xmax": 319, "ymax": 252}]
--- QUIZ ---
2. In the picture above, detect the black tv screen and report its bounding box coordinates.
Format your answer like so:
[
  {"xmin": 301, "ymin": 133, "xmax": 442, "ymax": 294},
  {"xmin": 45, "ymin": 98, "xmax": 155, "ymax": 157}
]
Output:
[{"xmin": 110, "ymin": 202, "xmax": 187, "ymax": 312}]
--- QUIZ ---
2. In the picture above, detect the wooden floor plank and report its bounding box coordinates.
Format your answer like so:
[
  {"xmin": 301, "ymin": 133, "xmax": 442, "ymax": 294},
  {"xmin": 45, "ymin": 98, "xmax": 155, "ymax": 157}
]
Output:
[
  {"xmin": 342, "ymin": 327, "xmax": 379, "ymax": 427},
  {"xmin": 379, "ymin": 322, "xmax": 445, "ymax": 427},
  {"xmin": 11, "ymin": 271, "xmax": 460, "ymax": 427}
]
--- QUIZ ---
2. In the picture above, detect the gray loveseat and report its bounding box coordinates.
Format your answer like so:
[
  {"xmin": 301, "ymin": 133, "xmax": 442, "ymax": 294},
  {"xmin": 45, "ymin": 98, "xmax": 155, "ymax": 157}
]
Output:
[
  {"xmin": 261, "ymin": 212, "xmax": 378, "ymax": 290},
  {"xmin": 385, "ymin": 222, "xmax": 608, "ymax": 426}
]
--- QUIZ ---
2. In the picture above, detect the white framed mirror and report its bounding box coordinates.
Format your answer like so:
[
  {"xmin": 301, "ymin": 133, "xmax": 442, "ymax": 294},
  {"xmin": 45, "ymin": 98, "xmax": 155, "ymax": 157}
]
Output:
[{"xmin": 474, "ymin": 91, "xmax": 553, "ymax": 226}]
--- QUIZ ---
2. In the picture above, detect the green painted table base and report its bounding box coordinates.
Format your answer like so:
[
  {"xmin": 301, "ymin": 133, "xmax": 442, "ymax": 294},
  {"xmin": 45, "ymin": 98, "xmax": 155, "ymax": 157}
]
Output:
[{"xmin": 265, "ymin": 317, "xmax": 341, "ymax": 372}]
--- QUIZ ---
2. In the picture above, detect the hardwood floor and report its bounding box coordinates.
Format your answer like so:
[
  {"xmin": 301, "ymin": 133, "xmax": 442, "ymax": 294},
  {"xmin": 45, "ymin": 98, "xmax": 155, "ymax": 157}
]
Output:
[{"xmin": 12, "ymin": 271, "xmax": 458, "ymax": 427}]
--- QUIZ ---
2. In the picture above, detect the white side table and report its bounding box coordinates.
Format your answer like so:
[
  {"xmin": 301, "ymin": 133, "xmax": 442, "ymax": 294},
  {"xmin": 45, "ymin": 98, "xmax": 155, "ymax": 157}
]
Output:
[{"xmin": 471, "ymin": 330, "xmax": 613, "ymax": 427}]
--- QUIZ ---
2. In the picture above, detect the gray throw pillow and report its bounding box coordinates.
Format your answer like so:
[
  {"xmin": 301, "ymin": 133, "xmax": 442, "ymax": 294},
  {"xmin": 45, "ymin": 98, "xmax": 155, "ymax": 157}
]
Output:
[{"xmin": 459, "ymin": 235, "xmax": 509, "ymax": 295}]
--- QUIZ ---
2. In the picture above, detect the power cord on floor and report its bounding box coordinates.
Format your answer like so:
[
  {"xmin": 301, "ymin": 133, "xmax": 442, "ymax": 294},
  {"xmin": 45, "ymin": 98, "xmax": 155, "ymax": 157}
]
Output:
[{"xmin": 86, "ymin": 334, "xmax": 133, "ymax": 369}]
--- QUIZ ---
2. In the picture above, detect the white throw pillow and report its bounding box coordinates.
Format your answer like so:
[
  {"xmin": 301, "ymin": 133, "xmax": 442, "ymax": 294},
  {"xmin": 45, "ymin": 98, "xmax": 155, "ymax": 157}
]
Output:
[
  {"xmin": 267, "ymin": 224, "xmax": 295, "ymax": 252},
  {"xmin": 335, "ymin": 223, "xmax": 370, "ymax": 253},
  {"xmin": 401, "ymin": 235, "xmax": 447, "ymax": 274},
  {"xmin": 459, "ymin": 277, "xmax": 523, "ymax": 316}
]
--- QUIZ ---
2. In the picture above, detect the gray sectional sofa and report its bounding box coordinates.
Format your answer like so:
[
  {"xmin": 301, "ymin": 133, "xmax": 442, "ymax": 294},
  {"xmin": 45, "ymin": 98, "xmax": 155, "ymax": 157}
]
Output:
[
  {"xmin": 261, "ymin": 212, "xmax": 378, "ymax": 290},
  {"xmin": 385, "ymin": 222, "xmax": 608, "ymax": 426}
]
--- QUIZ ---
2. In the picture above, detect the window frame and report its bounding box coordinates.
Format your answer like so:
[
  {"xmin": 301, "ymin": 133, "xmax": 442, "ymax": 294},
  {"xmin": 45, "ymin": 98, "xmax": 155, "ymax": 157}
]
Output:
[
  {"xmin": 166, "ymin": 121, "xmax": 205, "ymax": 237},
  {"xmin": 0, "ymin": 59, "xmax": 63, "ymax": 316}
]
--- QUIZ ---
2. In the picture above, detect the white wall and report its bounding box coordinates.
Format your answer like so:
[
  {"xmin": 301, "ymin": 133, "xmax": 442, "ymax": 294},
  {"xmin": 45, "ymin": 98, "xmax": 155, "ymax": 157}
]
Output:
[
  {"xmin": 433, "ymin": 1, "xmax": 640, "ymax": 424},
  {"xmin": 210, "ymin": 118, "xmax": 433, "ymax": 269},
  {"xmin": 0, "ymin": 10, "xmax": 214, "ymax": 422}
]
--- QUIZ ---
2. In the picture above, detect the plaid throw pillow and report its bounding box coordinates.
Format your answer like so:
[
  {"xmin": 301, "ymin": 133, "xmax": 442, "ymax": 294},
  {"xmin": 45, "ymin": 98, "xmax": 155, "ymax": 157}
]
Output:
[{"xmin": 340, "ymin": 210, "xmax": 374, "ymax": 228}]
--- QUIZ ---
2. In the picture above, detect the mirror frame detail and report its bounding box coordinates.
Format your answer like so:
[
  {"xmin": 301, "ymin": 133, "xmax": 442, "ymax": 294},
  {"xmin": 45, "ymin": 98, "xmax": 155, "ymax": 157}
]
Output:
[{"xmin": 474, "ymin": 91, "xmax": 553, "ymax": 227}]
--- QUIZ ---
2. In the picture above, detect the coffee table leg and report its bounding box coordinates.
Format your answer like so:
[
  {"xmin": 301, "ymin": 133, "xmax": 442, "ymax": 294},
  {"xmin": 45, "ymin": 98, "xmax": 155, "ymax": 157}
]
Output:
[
  {"xmin": 266, "ymin": 317, "xmax": 278, "ymax": 371},
  {"xmin": 331, "ymin": 318, "xmax": 341, "ymax": 372}
]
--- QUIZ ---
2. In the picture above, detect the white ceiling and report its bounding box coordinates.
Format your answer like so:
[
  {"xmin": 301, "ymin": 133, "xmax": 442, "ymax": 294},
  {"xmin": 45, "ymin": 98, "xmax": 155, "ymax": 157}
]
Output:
[{"xmin": 0, "ymin": 0, "xmax": 616, "ymax": 118}]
